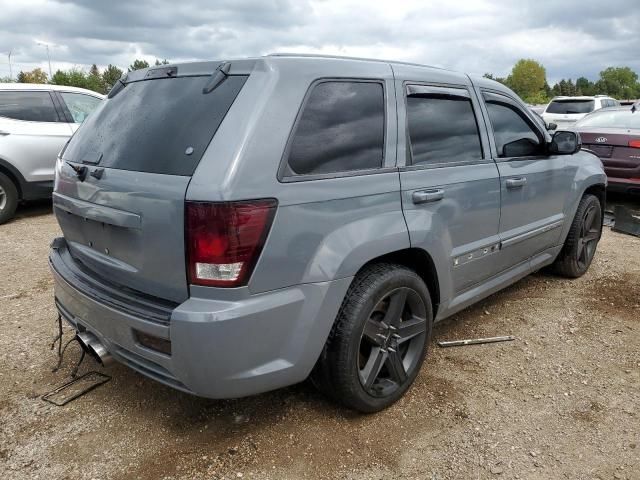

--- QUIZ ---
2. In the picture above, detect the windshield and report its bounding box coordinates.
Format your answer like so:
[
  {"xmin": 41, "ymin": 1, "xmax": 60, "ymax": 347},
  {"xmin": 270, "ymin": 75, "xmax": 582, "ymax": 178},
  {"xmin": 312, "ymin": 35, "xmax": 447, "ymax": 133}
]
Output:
[
  {"xmin": 546, "ymin": 100, "xmax": 595, "ymax": 114},
  {"xmin": 577, "ymin": 110, "xmax": 640, "ymax": 129},
  {"xmin": 62, "ymin": 75, "xmax": 247, "ymax": 176}
]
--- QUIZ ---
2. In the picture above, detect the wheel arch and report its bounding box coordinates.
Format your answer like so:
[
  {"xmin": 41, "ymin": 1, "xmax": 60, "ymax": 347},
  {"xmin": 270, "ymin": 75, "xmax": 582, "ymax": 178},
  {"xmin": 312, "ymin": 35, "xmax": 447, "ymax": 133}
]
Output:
[
  {"xmin": 583, "ymin": 183, "xmax": 606, "ymax": 212},
  {"xmin": 353, "ymin": 247, "xmax": 441, "ymax": 319},
  {"xmin": 0, "ymin": 156, "xmax": 25, "ymax": 200}
]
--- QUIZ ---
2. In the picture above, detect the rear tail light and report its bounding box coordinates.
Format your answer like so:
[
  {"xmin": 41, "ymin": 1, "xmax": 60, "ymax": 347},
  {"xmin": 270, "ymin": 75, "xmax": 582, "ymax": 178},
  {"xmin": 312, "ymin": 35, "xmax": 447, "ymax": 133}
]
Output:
[
  {"xmin": 185, "ymin": 199, "xmax": 277, "ymax": 287},
  {"xmin": 629, "ymin": 140, "xmax": 640, "ymax": 149}
]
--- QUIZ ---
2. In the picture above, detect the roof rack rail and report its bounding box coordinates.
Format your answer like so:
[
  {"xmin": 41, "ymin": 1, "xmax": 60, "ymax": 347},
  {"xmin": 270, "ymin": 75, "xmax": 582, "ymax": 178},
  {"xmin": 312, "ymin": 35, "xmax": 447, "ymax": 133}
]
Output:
[{"xmin": 266, "ymin": 52, "xmax": 447, "ymax": 71}]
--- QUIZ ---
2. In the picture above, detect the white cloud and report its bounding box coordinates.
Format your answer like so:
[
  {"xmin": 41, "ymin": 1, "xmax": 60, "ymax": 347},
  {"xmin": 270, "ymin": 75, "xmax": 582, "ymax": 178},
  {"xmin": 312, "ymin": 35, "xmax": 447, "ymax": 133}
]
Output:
[{"xmin": 0, "ymin": 0, "xmax": 638, "ymax": 83}]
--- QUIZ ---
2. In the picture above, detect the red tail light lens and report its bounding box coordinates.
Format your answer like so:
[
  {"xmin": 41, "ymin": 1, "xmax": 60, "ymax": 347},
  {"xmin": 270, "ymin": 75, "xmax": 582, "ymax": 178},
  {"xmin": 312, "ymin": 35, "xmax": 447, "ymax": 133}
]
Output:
[
  {"xmin": 629, "ymin": 140, "xmax": 640, "ymax": 149},
  {"xmin": 185, "ymin": 199, "xmax": 277, "ymax": 287}
]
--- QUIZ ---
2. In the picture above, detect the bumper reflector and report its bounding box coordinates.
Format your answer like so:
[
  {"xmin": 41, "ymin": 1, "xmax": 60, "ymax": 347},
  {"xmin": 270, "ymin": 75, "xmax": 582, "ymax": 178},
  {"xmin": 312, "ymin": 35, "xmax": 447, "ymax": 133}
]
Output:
[{"xmin": 134, "ymin": 330, "xmax": 172, "ymax": 355}]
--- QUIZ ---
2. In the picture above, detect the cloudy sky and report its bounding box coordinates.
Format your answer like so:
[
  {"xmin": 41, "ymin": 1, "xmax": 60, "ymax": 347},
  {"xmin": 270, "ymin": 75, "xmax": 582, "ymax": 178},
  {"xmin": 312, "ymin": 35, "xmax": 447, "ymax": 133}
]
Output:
[{"xmin": 0, "ymin": 0, "xmax": 638, "ymax": 84}]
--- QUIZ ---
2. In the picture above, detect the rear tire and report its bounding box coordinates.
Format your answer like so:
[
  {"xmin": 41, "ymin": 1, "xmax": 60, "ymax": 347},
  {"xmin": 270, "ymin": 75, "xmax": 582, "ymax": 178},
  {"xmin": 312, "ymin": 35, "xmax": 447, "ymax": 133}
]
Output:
[
  {"xmin": 0, "ymin": 173, "xmax": 18, "ymax": 225},
  {"xmin": 312, "ymin": 263, "xmax": 433, "ymax": 413},
  {"xmin": 552, "ymin": 194, "xmax": 602, "ymax": 278}
]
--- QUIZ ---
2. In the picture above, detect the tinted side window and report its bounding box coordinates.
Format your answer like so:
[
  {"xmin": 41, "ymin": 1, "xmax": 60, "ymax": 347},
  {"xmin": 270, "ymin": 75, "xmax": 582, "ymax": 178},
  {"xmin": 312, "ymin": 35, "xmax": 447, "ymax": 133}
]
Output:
[
  {"xmin": 485, "ymin": 100, "xmax": 545, "ymax": 158},
  {"xmin": 60, "ymin": 92, "xmax": 102, "ymax": 123},
  {"xmin": 286, "ymin": 81, "xmax": 384, "ymax": 176},
  {"xmin": 0, "ymin": 91, "xmax": 59, "ymax": 122},
  {"xmin": 407, "ymin": 94, "xmax": 482, "ymax": 165}
]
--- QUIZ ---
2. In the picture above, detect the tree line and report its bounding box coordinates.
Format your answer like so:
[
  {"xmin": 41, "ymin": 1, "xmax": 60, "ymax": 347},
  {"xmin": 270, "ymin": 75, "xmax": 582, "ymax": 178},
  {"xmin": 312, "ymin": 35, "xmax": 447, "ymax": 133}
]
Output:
[
  {"xmin": 484, "ymin": 59, "xmax": 640, "ymax": 104},
  {"xmin": 4, "ymin": 57, "xmax": 639, "ymax": 103},
  {"xmin": 1, "ymin": 59, "xmax": 169, "ymax": 95}
]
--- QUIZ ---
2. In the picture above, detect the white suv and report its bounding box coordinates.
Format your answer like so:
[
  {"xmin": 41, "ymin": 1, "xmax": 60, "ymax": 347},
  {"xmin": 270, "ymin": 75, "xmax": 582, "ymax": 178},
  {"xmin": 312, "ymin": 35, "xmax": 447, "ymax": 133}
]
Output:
[
  {"xmin": 542, "ymin": 95, "xmax": 620, "ymax": 130},
  {"xmin": 0, "ymin": 83, "xmax": 104, "ymax": 223}
]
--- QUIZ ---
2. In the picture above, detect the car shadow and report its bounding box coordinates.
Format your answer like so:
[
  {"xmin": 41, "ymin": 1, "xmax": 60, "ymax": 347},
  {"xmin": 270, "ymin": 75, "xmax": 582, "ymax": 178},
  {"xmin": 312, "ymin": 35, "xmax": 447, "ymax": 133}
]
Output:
[{"xmin": 14, "ymin": 199, "xmax": 53, "ymax": 220}]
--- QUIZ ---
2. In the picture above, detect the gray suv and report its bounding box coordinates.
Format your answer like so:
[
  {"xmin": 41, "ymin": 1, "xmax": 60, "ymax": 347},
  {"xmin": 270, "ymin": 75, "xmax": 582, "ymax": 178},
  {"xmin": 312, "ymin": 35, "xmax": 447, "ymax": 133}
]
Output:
[{"xmin": 50, "ymin": 55, "xmax": 606, "ymax": 412}]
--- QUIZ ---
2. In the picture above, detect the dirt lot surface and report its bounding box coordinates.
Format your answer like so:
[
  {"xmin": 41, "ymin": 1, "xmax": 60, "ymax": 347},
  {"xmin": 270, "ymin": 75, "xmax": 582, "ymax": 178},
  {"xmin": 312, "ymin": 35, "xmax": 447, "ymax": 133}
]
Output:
[{"xmin": 1, "ymin": 200, "xmax": 639, "ymax": 480}]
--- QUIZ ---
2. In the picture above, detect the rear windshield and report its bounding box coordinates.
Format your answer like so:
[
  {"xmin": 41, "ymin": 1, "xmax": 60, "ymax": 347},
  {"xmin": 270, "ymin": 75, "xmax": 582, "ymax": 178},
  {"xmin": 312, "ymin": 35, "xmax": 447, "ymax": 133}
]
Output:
[
  {"xmin": 546, "ymin": 100, "xmax": 595, "ymax": 114},
  {"xmin": 62, "ymin": 75, "xmax": 248, "ymax": 176},
  {"xmin": 577, "ymin": 110, "xmax": 640, "ymax": 129}
]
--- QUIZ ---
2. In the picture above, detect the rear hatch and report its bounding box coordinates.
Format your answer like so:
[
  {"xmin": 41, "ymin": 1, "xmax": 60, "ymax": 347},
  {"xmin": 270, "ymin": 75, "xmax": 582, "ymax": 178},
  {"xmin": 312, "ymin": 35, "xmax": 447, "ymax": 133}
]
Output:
[
  {"xmin": 54, "ymin": 63, "xmax": 249, "ymax": 303},
  {"xmin": 544, "ymin": 99, "xmax": 595, "ymax": 128}
]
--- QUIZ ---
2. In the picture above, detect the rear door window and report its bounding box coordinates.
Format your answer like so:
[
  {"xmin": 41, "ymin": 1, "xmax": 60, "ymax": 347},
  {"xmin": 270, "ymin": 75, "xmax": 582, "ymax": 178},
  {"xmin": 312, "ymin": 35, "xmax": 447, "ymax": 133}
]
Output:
[
  {"xmin": 59, "ymin": 92, "xmax": 102, "ymax": 123},
  {"xmin": 546, "ymin": 99, "xmax": 595, "ymax": 114},
  {"xmin": 285, "ymin": 81, "xmax": 385, "ymax": 176},
  {"xmin": 0, "ymin": 91, "xmax": 59, "ymax": 122},
  {"xmin": 62, "ymin": 75, "xmax": 248, "ymax": 176},
  {"xmin": 484, "ymin": 96, "xmax": 546, "ymax": 158},
  {"xmin": 406, "ymin": 89, "xmax": 483, "ymax": 166}
]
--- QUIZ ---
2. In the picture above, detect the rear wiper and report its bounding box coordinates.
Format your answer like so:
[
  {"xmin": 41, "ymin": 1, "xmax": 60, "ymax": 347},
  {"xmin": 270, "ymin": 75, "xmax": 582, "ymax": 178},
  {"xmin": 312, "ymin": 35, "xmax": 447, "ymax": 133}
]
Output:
[
  {"xmin": 202, "ymin": 62, "xmax": 230, "ymax": 94},
  {"xmin": 66, "ymin": 162, "xmax": 88, "ymax": 181}
]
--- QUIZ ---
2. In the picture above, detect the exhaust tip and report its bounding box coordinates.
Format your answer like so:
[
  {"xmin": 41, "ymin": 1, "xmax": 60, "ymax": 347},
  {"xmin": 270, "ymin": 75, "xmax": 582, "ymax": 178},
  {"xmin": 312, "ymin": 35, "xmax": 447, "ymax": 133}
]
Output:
[{"xmin": 76, "ymin": 331, "xmax": 114, "ymax": 366}]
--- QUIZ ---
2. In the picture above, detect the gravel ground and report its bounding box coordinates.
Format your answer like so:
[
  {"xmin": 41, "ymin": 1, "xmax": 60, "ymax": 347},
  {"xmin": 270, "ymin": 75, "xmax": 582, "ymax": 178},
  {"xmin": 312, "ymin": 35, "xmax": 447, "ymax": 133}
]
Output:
[{"xmin": 0, "ymin": 199, "xmax": 639, "ymax": 480}]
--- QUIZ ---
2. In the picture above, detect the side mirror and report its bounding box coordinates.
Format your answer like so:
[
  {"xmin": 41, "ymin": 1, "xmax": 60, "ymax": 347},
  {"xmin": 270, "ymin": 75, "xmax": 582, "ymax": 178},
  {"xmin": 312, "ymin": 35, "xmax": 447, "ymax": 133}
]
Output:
[
  {"xmin": 547, "ymin": 122, "xmax": 558, "ymax": 131},
  {"xmin": 549, "ymin": 131, "xmax": 581, "ymax": 155}
]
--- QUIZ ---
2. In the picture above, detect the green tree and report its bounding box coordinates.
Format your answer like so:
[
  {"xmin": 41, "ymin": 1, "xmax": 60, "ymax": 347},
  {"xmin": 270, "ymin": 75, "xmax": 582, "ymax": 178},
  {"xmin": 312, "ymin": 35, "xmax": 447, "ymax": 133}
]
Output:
[
  {"xmin": 50, "ymin": 69, "xmax": 71, "ymax": 86},
  {"xmin": 17, "ymin": 68, "xmax": 48, "ymax": 84},
  {"xmin": 598, "ymin": 66, "xmax": 639, "ymax": 99},
  {"xmin": 85, "ymin": 64, "xmax": 106, "ymax": 93},
  {"xmin": 0, "ymin": 76, "xmax": 15, "ymax": 83},
  {"xmin": 128, "ymin": 59, "xmax": 150, "ymax": 71},
  {"xmin": 102, "ymin": 64, "xmax": 124, "ymax": 92},
  {"xmin": 154, "ymin": 59, "xmax": 170, "ymax": 65},
  {"xmin": 576, "ymin": 77, "xmax": 594, "ymax": 96},
  {"xmin": 483, "ymin": 72, "xmax": 507, "ymax": 85},
  {"xmin": 506, "ymin": 59, "xmax": 547, "ymax": 102}
]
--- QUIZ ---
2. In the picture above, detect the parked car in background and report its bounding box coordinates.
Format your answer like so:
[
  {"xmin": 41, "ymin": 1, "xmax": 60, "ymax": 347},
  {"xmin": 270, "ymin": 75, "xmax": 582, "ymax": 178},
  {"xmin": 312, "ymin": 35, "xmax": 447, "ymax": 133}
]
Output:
[
  {"xmin": 50, "ymin": 55, "xmax": 606, "ymax": 412},
  {"xmin": 0, "ymin": 83, "xmax": 104, "ymax": 223},
  {"xmin": 577, "ymin": 107, "xmax": 640, "ymax": 194},
  {"xmin": 527, "ymin": 104, "xmax": 546, "ymax": 115},
  {"xmin": 542, "ymin": 95, "xmax": 620, "ymax": 130}
]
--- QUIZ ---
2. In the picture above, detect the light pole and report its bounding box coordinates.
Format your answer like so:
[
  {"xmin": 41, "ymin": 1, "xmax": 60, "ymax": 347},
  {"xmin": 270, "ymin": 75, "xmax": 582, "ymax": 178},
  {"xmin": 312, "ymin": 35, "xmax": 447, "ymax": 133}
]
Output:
[
  {"xmin": 6, "ymin": 50, "xmax": 12, "ymax": 79},
  {"xmin": 36, "ymin": 41, "xmax": 53, "ymax": 78}
]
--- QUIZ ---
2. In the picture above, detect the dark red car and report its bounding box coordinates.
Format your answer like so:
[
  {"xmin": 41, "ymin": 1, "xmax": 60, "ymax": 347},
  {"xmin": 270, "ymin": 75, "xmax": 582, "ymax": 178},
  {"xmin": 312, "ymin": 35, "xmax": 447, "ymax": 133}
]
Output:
[{"xmin": 576, "ymin": 107, "xmax": 640, "ymax": 194}]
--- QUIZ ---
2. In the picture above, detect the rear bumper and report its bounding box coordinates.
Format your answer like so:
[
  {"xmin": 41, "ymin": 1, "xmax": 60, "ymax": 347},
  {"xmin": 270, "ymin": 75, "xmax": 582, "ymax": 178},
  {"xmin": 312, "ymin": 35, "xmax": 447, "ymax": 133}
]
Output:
[
  {"xmin": 607, "ymin": 177, "xmax": 640, "ymax": 194},
  {"xmin": 50, "ymin": 238, "xmax": 351, "ymax": 398}
]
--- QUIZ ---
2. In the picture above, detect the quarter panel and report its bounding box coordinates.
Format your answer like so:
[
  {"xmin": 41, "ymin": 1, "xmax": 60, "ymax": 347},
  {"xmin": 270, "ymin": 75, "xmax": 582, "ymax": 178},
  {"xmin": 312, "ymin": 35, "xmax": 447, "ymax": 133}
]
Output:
[{"xmin": 250, "ymin": 182, "xmax": 408, "ymax": 293}]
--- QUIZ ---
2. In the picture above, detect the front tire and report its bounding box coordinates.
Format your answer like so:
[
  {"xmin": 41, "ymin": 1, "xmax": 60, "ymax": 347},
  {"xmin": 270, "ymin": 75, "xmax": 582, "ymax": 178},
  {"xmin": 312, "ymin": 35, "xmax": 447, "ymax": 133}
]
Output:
[
  {"xmin": 552, "ymin": 194, "xmax": 602, "ymax": 278},
  {"xmin": 0, "ymin": 172, "xmax": 18, "ymax": 225},
  {"xmin": 312, "ymin": 263, "xmax": 433, "ymax": 413}
]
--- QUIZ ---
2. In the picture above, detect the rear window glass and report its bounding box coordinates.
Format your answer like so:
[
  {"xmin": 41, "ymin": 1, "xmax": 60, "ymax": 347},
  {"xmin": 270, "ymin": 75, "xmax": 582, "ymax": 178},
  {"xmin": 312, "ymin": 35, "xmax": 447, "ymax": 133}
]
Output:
[
  {"xmin": 62, "ymin": 75, "xmax": 248, "ymax": 176},
  {"xmin": 546, "ymin": 100, "xmax": 595, "ymax": 114},
  {"xmin": 0, "ymin": 91, "xmax": 59, "ymax": 122},
  {"xmin": 577, "ymin": 110, "xmax": 640, "ymax": 129},
  {"xmin": 285, "ymin": 81, "xmax": 385, "ymax": 176}
]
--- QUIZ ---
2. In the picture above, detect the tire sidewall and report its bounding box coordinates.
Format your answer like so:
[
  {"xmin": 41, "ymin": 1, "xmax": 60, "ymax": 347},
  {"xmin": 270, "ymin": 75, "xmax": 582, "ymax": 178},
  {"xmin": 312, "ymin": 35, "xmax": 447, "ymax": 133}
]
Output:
[
  {"xmin": 0, "ymin": 173, "xmax": 18, "ymax": 225},
  {"xmin": 341, "ymin": 268, "xmax": 433, "ymax": 412},
  {"xmin": 569, "ymin": 195, "xmax": 602, "ymax": 275}
]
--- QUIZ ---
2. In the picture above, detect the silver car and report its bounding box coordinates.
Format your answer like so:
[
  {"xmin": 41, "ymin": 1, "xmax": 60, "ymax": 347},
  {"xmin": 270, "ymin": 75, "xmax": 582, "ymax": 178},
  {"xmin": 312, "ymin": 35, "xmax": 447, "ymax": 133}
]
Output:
[
  {"xmin": 0, "ymin": 83, "xmax": 103, "ymax": 223},
  {"xmin": 50, "ymin": 55, "xmax": 606, "ymax": 412}
]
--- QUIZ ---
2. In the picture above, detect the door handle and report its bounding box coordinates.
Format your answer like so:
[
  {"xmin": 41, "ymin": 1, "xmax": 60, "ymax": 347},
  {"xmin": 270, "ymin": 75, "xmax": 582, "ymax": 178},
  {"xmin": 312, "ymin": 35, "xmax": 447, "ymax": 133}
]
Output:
[
  {"xmin": 0, "ymin": 130, "xmax": 10, "ymax": 136},
  {"xmin": 506, "ymin": 177, "xmax": 527, "ymax": 189},
  {"xmin": 412, "ymin": 189, "xmax": 444, "ymax": 204}
]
